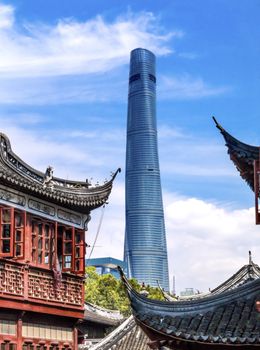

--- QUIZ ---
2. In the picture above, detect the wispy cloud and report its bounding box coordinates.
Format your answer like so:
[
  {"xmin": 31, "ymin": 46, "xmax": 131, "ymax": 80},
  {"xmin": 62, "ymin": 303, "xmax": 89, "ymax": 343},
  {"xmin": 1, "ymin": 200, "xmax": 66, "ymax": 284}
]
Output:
[
  {"xmin": 0, "ymin": 115, "xmax": 124, "ymax": 181},
  {"xmin": 0, "ymin": 73, "xmax": 127, "ymax": 105},
  {"xmin": 0, "ymin": 3, "xmax": 13, "ymax": 29},
  {"xmin": 178, "ymin": 52, "xmax": 199, "ymax": 60},
  {"xmin": 158, "ymin": 125, "xmax": 188, "ymax": 139},
  {"xmin": 0, "ymin": 3, "xmax": 229, "ymax": 105},
  {"xmin": 0, "ymin": 114, "xmax": 234, "ymax": 180},
  {"xmin": 0, "ymin": 4, "xmax": 176, "ymax": 78},
  {"xmin": 159, "ymin": 74, "xmax": 230, "ymax": 99},
  {"xmin": 0, "ymin": 3, "xmax": 181, "ymax": 105},
  {"xmin": 159, "ymin": 133, "xmax": 235, "ymax": 177}
]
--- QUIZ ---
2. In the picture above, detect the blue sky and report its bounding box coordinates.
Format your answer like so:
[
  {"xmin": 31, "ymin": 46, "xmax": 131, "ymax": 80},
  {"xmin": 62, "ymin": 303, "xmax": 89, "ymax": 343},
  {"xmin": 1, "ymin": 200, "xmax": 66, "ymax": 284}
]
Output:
[{"xmin": 0, "ymin": 0, "xmax": 260, "ymax": 293}]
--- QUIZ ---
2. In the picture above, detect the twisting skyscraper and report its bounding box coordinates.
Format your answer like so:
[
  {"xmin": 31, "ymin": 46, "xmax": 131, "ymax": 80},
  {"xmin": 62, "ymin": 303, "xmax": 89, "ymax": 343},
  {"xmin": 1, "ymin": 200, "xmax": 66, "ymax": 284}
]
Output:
[{"xmin": 124, "ymin": 48, "xmax": 169, "ymax": 291}]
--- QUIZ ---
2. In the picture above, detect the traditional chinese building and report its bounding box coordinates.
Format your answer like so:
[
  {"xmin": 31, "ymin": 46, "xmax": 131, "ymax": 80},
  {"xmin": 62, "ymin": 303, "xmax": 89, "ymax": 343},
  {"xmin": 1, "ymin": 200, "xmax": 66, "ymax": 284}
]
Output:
[
  {"xmin": 119, "ymin": 258, "xmax": 260, "ymax": 349},
  {"xmin": 213, "ymin": 117, "xmax": 260, "ymax": 223},
  {"xmin": 78, "ymin": 302, "xmax": 124, "ymax": 347},
  {"xmin": 214, "ymin": 117, "xmax": 260, "ymax": 313},
  {"xmin": 0, "ymin": 132, "xmax": 120, "ymax": 349},
  {"xmin": 82, "ymin": 315, "xmax": 150, "ymax": 350}
]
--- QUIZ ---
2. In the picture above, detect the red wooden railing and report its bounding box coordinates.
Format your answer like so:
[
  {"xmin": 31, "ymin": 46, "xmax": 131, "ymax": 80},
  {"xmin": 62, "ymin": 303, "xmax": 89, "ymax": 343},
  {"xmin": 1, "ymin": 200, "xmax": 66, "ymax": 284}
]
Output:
[{"xmin": 0, "ymin": 259, "xmax": 84, "ymax": 310}]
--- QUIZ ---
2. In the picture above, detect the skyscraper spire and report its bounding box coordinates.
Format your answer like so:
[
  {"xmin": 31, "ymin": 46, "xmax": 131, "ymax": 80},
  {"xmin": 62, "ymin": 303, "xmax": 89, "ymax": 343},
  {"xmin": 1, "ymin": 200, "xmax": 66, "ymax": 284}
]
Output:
[{"xmin": 124, "ymin": 48, "xmax": 169, "ymax": 290}]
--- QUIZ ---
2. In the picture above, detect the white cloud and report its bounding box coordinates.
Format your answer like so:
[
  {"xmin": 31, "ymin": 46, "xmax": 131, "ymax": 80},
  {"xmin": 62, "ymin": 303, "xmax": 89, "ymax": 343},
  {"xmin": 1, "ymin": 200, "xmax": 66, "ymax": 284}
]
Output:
[
  {"xmin": 0, "ymin": 7, "xmax": 180, "ymax": 105},
  {"xmin": 159, "ymin": 74, "xmax": 230, "ymax": 99},
  {"xmin": 0, "ymin": 73, "xmax": 127, "ymax": 105},
  {"xmin": 0, "ymin": 115, "xmax": 124, "ymax": 182},
  {"xmin": 86, "ymin": 182, "xmax": 125, "ymax": 262},
  {"xmin": 0, "ymin": 3, "xmax": 14, "ymax": 29},
  {"xmin": 164, "ymin": 194, "xmax": 260, "ymax": 293},
  {"xmin": 158, "ymin": 125, "xmax": 187, "ymax": 139},
  {"xmin": 0, "ymin": 113, "xmax": 234, "ymax": 183},
  {"xmin": 0, "ymin": 4, "xmax": 230, "ymax": 105},
  {"xmin": 0, "ymin": 10, "xmax": 176, "ymax": 78},
  {"xmin": 159, "ymin": 133, "xmax": 235, "ymax": 177}
]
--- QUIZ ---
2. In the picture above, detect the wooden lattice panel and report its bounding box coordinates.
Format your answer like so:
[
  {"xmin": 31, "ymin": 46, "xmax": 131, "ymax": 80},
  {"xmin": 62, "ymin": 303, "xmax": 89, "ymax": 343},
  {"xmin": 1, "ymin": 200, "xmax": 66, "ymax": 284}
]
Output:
[
  {"xmin": 28, "ymin": 269, "xmax": 82, "ymax": 306},
  {"xmin": 0, "ymin": 262, "xmax": 24, "ymax": 296}
]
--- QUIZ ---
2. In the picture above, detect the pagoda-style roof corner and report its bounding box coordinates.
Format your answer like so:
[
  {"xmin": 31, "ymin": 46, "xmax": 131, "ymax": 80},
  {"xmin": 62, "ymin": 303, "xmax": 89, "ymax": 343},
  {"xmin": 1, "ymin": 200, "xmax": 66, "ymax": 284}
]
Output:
[
  {"xmin": 119, "ymin": 264, "xmax": 260, "ymax": 349},
  {"xmin": 0, "ymin": 133, "xmax": 120, "ymax": 213},
  {"xmin": 213, "ymin": 117, "xmax": 259, "ymax": 192}
]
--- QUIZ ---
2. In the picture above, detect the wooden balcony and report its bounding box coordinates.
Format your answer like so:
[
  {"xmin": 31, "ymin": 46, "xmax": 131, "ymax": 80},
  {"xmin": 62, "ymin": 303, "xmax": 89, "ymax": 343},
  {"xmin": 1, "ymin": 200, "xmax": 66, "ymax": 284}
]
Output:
[{"xmin": 0, "ymin": 258, "xmax": 84, "ymax": 318}]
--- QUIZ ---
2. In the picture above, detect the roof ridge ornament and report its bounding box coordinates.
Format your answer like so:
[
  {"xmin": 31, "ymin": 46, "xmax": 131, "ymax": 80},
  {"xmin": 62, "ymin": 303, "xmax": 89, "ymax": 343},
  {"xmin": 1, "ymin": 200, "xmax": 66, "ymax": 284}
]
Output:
[
  {"xmin": 212, "ymin": 116, "xmax": 224, "ymax": 132},
  {"xmin": 249, "ymin": 250, "xmax": 253, "ymax": 265},
  {"xmin": 43, "ymin": 165, "xmax": 54, "ymax": 189}
]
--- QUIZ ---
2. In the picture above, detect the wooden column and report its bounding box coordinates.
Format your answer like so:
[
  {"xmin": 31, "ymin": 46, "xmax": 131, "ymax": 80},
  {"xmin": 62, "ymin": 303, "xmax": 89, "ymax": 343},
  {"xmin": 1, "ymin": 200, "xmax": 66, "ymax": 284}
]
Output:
[
  {"xmin": 73, "ymin": 327, "xmax": 78, "ymax": 350},
  {"xmin": 17, "ymin": 316, "xmax": 23, "ymax": 350},
  {"xmin": 24, "ymin": 210, "xmax": 30, "ymax": 262}
]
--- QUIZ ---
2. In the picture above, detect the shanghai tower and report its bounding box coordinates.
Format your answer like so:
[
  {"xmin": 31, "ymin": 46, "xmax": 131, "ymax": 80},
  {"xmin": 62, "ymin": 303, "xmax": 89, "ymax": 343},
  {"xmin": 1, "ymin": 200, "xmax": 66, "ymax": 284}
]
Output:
[{"xmin": 124, "ymin": 48, "xmax": 169, "ymax": 291}]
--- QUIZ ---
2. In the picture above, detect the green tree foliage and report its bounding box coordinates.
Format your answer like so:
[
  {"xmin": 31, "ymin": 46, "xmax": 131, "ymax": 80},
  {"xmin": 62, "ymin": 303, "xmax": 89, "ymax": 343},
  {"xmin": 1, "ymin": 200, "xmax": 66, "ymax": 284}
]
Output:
[{"xmin": 85, "ymin": 267, "xmax": 164, "ymax": 316}]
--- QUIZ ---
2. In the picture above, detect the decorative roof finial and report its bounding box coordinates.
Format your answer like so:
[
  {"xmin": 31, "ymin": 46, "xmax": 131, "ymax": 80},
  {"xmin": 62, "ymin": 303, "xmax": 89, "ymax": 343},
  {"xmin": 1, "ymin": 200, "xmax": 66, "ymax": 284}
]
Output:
[
  {"xmin": 249, "ymin": 250, "xmax": 253, "ymax": 265},
  {"xmin": 43, "ymin": 165, "xmax": 54, "ymax": 188},
  {"xmin": 212, "ymin": 116, "xmax": 225, "ymax": 132}
]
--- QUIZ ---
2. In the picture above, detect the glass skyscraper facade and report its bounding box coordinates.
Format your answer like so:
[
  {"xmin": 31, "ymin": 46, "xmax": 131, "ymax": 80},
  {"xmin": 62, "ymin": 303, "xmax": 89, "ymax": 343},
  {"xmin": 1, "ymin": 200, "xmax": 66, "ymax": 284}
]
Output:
[{"xmin": 124, "ymin": 48, "xmax": 169, "ymax": 291}]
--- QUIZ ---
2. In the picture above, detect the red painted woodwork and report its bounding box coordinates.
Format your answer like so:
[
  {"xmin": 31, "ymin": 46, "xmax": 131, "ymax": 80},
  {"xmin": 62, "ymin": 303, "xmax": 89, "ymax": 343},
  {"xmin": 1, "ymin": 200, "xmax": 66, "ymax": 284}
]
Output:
[
  {"xmin": 0, "ymin": 205, "xmax": 85, "ymax": 274},
  {"xmin": 0, "ymin": 204, "xmax": 86, "ymax": 349},
  {"xmin": 0, "ymin": 259, "xmax": 84, "ymax": 315},
  {"xmin": 256, "ymin": 301, "xmax": 260, "ymax": 312}
]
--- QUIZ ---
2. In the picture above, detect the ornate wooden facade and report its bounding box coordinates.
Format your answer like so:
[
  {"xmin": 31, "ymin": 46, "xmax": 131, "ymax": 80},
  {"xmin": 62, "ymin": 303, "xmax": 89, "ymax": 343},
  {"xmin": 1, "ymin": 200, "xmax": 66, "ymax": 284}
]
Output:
[{"xmin": 0, "ymin": 133, "xmax": 120, "ymax": 350}]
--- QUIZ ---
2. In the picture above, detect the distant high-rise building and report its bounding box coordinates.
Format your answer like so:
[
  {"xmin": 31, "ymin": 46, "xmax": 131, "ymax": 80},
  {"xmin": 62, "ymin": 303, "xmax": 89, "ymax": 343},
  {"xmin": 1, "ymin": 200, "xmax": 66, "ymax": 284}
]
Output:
[
  {"xmin": 124, "ymin": 48, "xmax": 169, "ymax": 290},
  {"xmin": 172, "ymin": 275, "xmax": 176, "ymax": 295},
  {"xmin": 87, "ymin": 257, "xmax": 126, "ymax": 279}
]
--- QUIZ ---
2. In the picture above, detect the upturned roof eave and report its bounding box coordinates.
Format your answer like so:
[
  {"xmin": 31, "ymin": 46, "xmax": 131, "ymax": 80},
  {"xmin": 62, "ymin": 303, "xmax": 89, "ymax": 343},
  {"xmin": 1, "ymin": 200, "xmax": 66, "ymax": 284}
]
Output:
[
  {"xmin": 0, "ymin": 133, "xmax": 120, "ymax": 211},
  {"xmin": 213, "ymin": 117, "xmax": 259, "ymax": 192},
  {"xmin": 119, "ymin": 267, "xmax": 260, "ymax": 347},
  {"xmin": 119, "ymin": 266, "xmax": 260, "ymax": 315}
]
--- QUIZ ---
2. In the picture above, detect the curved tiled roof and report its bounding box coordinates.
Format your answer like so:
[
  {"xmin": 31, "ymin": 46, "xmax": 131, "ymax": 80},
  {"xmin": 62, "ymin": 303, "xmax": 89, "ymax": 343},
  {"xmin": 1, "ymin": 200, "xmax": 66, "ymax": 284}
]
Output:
[
  {"xmin": 86, "ymin": 316, "xmax": 150, "ymax": 350},
  {"xmin": 84, "ymin": 302, "xmax": 124, "ymax": 326},
  {"xmin": 0, "ymin": 133, "xmax": 120, "ymax": 212},
  {"xmin": 159, "ymin": 260, "xmax": 260, "ymax": 302},
  {"xmin": 119, "ymin": 266, "xmax": 260, "ymax": 349},
  {"xmin": 213, "ymin": 117, "xmax": 259, "ymax": 192}
]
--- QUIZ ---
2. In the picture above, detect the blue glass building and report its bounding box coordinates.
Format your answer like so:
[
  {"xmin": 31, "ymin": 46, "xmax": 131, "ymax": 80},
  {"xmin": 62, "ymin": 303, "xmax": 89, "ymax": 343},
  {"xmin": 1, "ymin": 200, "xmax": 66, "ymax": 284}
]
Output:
[
  {"xmin": 124, "ymin": 48, "xmax": 169, "ymax": 291},
  {"xmin": 87, "ymin": 257, "xmax": 126, "ymax": 279}
]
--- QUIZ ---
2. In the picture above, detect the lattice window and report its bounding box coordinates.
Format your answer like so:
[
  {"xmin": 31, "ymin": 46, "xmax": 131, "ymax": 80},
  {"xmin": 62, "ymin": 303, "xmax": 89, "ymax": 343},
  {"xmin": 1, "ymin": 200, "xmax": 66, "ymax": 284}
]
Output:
[
  {"xmin": 57, "ymin": 225, "xmax": 85, "ymax": 274},
  {"xmin": 22, "ymin": 323, "xmax": 73, "ymax": 341},
  {"xmin": 74, "ymin": 229, "xmax": 85, "ymax": 274},
  {"xmin": 30, "ymin": 217, "xmax": 55, "ymax": 268},
  {"xmin": 14, "ymin": 210, "xmax": 25, "ymax": 258},
  {"xmin": 63, "ymin": 227, "xmax": 73, "ymax": 271},
  {"xmin": 0, "ymin": 206, "xmax": 25, "ymax": 259},
  {"xmin": 0, "ymin": 207, "xmax": 14, "ymax": 257},
  {"xmin": 0, "ymin": 319, "xmax": 16, "ymax": 335}
]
